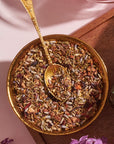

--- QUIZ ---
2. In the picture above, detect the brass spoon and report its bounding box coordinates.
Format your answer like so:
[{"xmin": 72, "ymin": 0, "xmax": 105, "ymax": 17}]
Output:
[{"xmin": 20, "ymin": 0, "xmax": 71, "ymax": 101}]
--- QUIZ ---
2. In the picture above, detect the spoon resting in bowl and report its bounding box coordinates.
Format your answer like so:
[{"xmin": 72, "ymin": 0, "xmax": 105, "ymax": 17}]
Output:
[{"xmin": 20, "ymin": 0, "xmax": 71, "ymax": 101}]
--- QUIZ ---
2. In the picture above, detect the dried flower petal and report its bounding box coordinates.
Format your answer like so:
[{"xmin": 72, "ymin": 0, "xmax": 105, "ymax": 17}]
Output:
[
  {"xmin": 70, "ymin": 139, "xmax": 79, "ymax": 144},
  {"xmin": 94, "ymin": 139, "xmax": 103, "ymax": 144},
  {"xmin": 79, "ymin": 135, "xmax": 88, "ymax": 142},
  {"xmin": 86, "ymin": 138, "xmax": 96, "ymax": 144},
  {"xmin": 70, "ymin": 136, "xmax": 107, "ymax": 144}
]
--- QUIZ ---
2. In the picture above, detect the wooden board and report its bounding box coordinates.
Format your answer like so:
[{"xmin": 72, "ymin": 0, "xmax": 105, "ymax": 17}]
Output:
[{"xmin": 27, "ymin": 8, "xmax": 114, "ymax": 144}]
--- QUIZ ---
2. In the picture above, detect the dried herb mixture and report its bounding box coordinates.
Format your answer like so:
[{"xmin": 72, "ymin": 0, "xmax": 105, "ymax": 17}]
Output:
[
  {"xmin": 47, "ymin": 66, "xmax": 71, "ymax": 101},
  {"xmin": 12, "ymin": 40, "xmax": 103, "ymax": 132}
]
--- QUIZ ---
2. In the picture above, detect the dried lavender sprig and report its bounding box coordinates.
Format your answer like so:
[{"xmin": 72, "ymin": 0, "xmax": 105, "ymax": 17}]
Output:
[{"xmin": 0, "ymin": 138, "xmax": 14, "ymax": 144}]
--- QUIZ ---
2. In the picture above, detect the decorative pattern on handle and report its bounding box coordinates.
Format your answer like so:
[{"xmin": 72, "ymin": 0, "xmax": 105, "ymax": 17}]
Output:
[
  {"xmin": 20, "ymin": 0, "xmax": 33, "ymax": 12},
  {"xmin": 20, "ymin": 0, "xmax": 52, "ymax": 64}
]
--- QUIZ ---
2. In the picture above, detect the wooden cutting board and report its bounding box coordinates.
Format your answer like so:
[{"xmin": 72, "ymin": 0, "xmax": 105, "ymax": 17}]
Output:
[{"xmin": 27, "ymin": 8, "xmax": 114, "ymax": 144}]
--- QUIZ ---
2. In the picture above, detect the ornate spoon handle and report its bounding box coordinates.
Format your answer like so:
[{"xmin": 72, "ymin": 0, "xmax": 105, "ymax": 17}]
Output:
[{"xmin": 20, "ymin": 0, "xmax": 52, "ymax": 64}]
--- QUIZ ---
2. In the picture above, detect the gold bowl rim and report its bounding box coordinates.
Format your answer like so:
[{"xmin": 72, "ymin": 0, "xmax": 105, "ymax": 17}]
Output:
[{"xmin": 7, "ymin": 34, "xmax": 109, "ymax": 135}]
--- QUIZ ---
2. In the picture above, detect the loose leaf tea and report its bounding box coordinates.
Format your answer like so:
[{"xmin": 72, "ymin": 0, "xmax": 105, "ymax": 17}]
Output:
[
  {"xmin": 47, "ymin": 66, "xmax": 71, "ymax": 101},
  {"xmin": 12, "ymin": 40, "xmax": 103, "ymax": 132}
]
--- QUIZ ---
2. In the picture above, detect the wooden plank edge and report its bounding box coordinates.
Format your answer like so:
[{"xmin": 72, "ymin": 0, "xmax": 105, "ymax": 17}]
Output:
[
  {"xmin": 70, "ymin": 8, "xmax": 114, "ymax": 38},
  {"xmin": 26, "ymin": 126, "xmax": 47, "ymax": 144}
]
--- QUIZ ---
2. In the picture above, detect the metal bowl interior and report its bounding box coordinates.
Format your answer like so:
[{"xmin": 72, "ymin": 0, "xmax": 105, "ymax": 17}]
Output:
[{"xmin": 7, "ymin": 34, "xmax": 109, "ymax": 135}]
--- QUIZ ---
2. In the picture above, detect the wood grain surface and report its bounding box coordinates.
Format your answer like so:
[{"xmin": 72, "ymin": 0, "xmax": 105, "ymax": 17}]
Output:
[{"xmin": 27, "ymin": 8, "xmax": 114, "ymax": 144}]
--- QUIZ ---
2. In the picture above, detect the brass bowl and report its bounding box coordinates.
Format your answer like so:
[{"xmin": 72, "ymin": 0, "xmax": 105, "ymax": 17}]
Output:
[{"xmin": 7, "ymin": 34, "xmax": 109, "ymax": 135}]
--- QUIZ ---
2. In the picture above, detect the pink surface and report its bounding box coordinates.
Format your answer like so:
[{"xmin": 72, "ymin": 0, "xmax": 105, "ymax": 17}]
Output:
[
  {"xmin": 0, "ymin": 0, "xmax": 114, "ymax": 143},
  {"xmin": 0, "ymin": 62, "xmax": 36, "ymax": 144}
]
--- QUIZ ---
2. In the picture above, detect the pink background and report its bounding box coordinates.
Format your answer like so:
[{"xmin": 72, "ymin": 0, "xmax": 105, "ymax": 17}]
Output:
[{"xmin": 0, "ymin": 0, "xmax": 114, "ymax": 143}]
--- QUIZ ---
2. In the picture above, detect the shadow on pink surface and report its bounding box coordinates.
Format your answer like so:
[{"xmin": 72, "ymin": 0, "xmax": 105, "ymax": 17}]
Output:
[
  {"xmin": 0, "ymin": 62, "xmax": 12, "ymax": 114},
  {"xmin": 0, "ymin": 61, "xmax": 35, "ymax": 144}
]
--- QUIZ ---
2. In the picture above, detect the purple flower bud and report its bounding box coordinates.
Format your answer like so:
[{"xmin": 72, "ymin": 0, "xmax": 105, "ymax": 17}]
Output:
[{"xmin": 101, "ymin": 137, "xmax": 108, "ymax": 144}]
